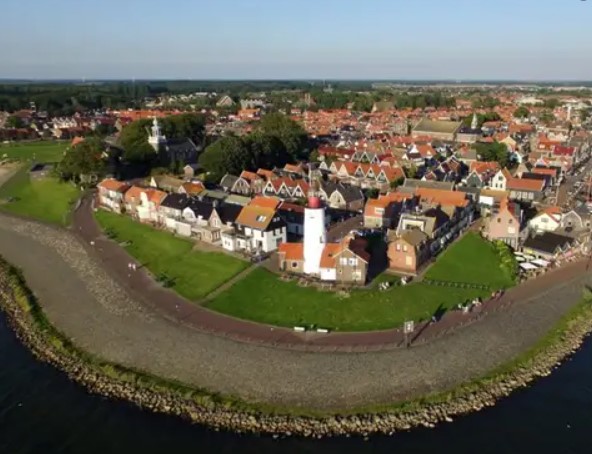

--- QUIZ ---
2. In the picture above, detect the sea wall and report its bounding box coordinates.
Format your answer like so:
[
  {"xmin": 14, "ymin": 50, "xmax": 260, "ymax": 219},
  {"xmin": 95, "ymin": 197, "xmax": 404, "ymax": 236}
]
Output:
[{"xmin": 1, "ymin": 259, "xmax": 592, "ymax": 438}]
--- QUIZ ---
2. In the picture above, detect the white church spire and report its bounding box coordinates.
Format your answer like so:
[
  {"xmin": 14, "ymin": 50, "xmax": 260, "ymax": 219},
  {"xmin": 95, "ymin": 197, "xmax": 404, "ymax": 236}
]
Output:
[{"xmin": 148, "ymin": 117, "xmax": 166, "ymax": 151}]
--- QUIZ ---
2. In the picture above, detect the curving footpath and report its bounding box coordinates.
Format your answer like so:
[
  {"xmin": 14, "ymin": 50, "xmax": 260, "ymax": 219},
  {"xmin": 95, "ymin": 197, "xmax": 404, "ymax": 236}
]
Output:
[
  {"xmin": 0, "ymin": 208, "xmax": 591, "ymax": 412},
  {"xmin": 72, "ymin": 195, "xmax": 592, "ymax": 351}
]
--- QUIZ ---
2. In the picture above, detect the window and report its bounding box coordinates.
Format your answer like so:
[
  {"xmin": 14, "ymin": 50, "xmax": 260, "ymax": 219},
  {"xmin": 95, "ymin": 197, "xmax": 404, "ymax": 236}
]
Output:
[
  {"xmin": 497, "ymin": 218, "xmax": 501, "ymax": 223},
  {"xmin": 509, "ymin": 219, "xmax": 513, "ymax": 224},
  {"xmin": 349, "ymin": 258, "xmax": 357, "ymax": 266},
  {"xmin": 291, "ymin": 261, "xmax": 298, "ymax": 268},
  {"xmin": 340, "ymin": 257, "xmax": 348, "ymax": 266},
  {"xmin": 256, "ymin": 215, "xmax": 266, "ymax": 222},
  {"xmin": 396, "ymin": 244, "xmax": 401, "ymax": 251},
  {"xmin": 403, "ymin": 245, "xmax": 408, "ymax": 252}
]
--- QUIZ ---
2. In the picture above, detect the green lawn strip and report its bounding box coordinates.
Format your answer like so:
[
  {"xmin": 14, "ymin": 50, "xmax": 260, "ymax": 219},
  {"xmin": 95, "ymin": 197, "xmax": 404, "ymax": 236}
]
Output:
[
  {"xmin": 425, "ymin": 232, "xmax": 514, "ymax": 288},
  {"xmin": 206, "ymin": 268, "xmax": 487, "ymax": 331},
  {"xmin": 0, "ymin": 141, "xmax": 68, "ymax": 163},
  {"xmin": 0, "ymin": 166, "xmax": 80, "ymax": 226},
  {"xmin": 94, "ymin": 210, "xmax": 249, "ymax": 301}
]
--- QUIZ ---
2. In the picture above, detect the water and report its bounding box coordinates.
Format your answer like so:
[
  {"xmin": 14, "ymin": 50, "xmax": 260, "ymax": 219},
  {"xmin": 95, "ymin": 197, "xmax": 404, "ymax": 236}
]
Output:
[{"xmin": 1, "ymin": 311, "xmax": 592, "ymax": 454}]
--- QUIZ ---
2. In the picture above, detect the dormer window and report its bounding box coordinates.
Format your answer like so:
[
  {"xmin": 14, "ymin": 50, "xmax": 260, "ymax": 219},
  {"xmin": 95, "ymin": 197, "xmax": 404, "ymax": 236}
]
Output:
[{"xmin": 256, "ymin": 215, "xmax": 266, "ymax": 222}]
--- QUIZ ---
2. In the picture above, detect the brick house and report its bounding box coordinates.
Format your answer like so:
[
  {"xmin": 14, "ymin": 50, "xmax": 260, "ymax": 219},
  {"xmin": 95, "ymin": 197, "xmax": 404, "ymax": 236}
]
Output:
[
  {"xmin": 484, "ymin": 197, "xmax": 523, "ymax": 248},
  {"xmin": 387, "ymin": 229, "xmax": 430, "ymax": 274}
]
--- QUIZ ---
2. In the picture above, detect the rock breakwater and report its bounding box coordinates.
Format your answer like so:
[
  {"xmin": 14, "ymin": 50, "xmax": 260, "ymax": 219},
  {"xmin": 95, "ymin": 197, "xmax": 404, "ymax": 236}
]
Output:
[{"xmin": 1, "ymin": 260, "xmax": 591, "ymax": 438}]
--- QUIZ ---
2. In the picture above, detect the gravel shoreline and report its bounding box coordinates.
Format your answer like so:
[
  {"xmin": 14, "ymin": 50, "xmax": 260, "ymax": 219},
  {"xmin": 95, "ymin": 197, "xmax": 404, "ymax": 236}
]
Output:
[{"xmin": 2, "ymin": 260, "xmax": 592, "ymax": 438}]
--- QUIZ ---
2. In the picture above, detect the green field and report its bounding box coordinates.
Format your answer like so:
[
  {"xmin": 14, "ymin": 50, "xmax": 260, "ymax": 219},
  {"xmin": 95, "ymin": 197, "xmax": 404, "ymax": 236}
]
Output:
[
  {"xmin": 425, "ymin": 232, "xmax": 515, "ymax": 288},
  {"xmin": 0, "ymin": 167, "xmax": 80, "ymax": 225},
  {"xmin": 0, "ymin": 141, "xmax": 68, "ymax": 163},
  {"xmin": 205, "ymin": 233, "xmax": 513, "ymax": 331},
  {"xmin": 95, "ymin": 210, "xmax": 250, "ymax": 301}
]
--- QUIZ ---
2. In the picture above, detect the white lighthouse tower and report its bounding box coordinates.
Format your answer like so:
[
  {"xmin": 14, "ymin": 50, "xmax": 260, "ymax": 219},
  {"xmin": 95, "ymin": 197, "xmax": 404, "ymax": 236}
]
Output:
[
  {"xmin": 148, "ymin": 117, "xmax": 166, "ymax": 151},
  {"xmin": 303, "ymin": 176, "xmax": 326, "ymax": 275}
]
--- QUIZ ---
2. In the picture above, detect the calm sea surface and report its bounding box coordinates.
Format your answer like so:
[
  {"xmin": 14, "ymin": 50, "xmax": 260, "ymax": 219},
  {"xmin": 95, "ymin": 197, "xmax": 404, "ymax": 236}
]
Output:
[{"xmin": 1, "ymin": 311, "xmax": 592, "ymax": 454}]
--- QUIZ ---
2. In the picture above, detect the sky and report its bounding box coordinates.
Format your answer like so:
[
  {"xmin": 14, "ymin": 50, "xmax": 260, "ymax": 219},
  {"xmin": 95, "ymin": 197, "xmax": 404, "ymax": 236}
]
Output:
[{"xmin": 2, "ymin": 0, "xmax": 591, "ymax": 80}]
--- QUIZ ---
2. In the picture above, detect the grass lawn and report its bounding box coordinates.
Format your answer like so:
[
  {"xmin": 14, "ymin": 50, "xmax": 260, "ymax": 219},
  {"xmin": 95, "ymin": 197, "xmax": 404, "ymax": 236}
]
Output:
[
  {"xmin": 205, "ymin": 233, "xmax": 514, "ymax": 332},
  {"xmin": 206, "ymin": 268, "xmax": 488, "ymax": 331},
  {"xmin": 95, "ymin": 210, "xmax": 250, "ymax": 301},
  {"xmin": 0, "ymin": 167, "xmax": 80, "ymax": 225},
  {"xmin": 425, "ymin": 232, "xmax": 514, "ymax": 289},
  {"xmin": 0, "ymin": 141, "xmax": 68, "ymax": 163}
]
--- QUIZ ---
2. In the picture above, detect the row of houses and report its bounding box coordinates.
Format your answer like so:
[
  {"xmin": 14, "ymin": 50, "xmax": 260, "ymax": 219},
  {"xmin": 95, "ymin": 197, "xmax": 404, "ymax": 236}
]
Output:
[{"xmin": 97, "ymin": 179, "xmax": 287, "ymax": 255}]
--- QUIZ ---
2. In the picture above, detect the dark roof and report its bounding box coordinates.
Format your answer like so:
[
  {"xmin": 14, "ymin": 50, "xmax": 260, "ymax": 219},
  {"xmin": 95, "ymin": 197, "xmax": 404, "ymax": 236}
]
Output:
[
  {"xmin": 413, "ymin": 119, "xmax": 461, "ymax": 134},
  {"xmin": 220, "ymin": 174, "xmax": 239, "ymax": 190},
  {"xmin": 457, "ymin": 126, "xmax": 481, "ymax": 135},
  {"xmin": 278, "ymin": 207, "xmax": 304, "ymax": 224},
  {"xmin": 165, "ymin": 138, "xmax": 199, "ymax": 153},
  {"xmin": 185, "ymin": 199, "xmax": 214, "ymax": 218},
  {"xmin": 333, "ymin": 183, "xmax": 365, "ymax": 203},
  {"xmin": 402, "ymin": 178, "xmax": 455, "ymax": 191},
  {"xmin": 521, "ymin": 172, "xmax": 548, "ymax": 181},
  {"xmin": 423, "ymin": 207, "xmax": 451, "ymax": 230},
  {"xmin": 160, "ymin": 193, "xmax": 191, "ymax": 211},
  {"xmin": 523, "ymin": 232, "xmax": 574, "ymax": 254},
  {"xmin": 214, "ymin": 203, "xmax": 242, "ymax": 224}
]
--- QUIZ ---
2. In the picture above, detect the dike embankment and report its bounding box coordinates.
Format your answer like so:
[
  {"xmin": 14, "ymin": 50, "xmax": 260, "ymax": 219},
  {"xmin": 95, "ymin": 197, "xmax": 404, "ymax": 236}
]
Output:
[{"xmin": 2, "ymin": 257, "xmax": 592, "ymax": 438}]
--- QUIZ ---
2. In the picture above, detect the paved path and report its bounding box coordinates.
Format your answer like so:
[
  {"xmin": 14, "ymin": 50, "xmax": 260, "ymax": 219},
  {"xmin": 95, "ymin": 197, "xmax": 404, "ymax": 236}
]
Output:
[
  {"xmin": 71, "ymin": 195, "xmax": 587, "ymax": 350},
  {"xmin": 201, "ymin": 262, "xmax": 260, "ymax": 302},
  {"xmin": 1, "ymin": 211, "xmax": 592, "ymax": 410}
]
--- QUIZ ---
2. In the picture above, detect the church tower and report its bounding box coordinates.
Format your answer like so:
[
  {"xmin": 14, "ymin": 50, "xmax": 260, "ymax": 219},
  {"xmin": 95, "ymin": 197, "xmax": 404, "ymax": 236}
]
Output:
[
  {"xmin": 148, "ymin": 117, "xmax": 166, "ymax": 151},
  {"xmin": 471, "ymin": 113, "xmax": 478, "ymax": 130},
  {"xmin": 303, "ymin": 171, "xmax": 326, "ymax": 275}
]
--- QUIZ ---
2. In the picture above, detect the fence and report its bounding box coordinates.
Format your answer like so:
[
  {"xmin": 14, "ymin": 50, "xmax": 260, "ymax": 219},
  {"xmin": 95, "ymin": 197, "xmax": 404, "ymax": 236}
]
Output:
[{"xmin": 422, "ymin": 279, "xmax": 491, "ymax": 291}]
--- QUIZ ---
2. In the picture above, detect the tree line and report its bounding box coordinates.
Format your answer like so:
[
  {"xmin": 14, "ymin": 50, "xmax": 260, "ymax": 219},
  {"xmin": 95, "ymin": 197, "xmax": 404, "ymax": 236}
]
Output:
[{"xmin": 198, "ymin": 113, "xmax": 308, "ymax": 182}]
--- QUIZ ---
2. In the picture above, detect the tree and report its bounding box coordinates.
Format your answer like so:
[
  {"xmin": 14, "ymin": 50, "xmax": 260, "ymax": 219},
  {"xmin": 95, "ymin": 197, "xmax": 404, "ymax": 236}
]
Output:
[
  {"xmin": 405, "ymin": 163, "xmax": 418, "ymax": 179},
  {"xmin": 246, "ymin": 133, "xmax": 289, "ymax": 169},
  {"xmin": 57, "ymin": 137, "xmax": 106, "ymax": 185},
  {"xmin": 461, "ymin": 112, "xmax": 501, "ymax": 128},
  {"xmin": 539, "ymin": 110, "xmax": 555, "ymax": 125},
  {"xmin": 390, "ymin": 176, "xmax": 405, "ymax": 189},
  {"xmin": 476, "ymin": 142, "xmax": 510, "ymax": 167},
  {"xmin": 5, "ymin": 115, "xmax": 24, "ymax": 128},
  {"xmin": 543, "ymin": 98, "xmax": 560, "ymax": 109},
  {"xmin": 94, "ymin": 123, "xmax": 117, "ymax": 137},
  {"xmin": 118, "ymin": 119, "xmax": 156, "ymax": 164},
  {"xmin": 198, "ymin": 136, "xmax": 251, "ymax": 182},
  {"xmin": 513, "ymin": 106, "xmax": 530, "ymax": 119},
  {"xmin": 255, "ymin": 113, "xmax": 307, "ymax": 159},
  {"xmin": 160, "ymin": 113, "xmax": 205, "ymax": 145}
]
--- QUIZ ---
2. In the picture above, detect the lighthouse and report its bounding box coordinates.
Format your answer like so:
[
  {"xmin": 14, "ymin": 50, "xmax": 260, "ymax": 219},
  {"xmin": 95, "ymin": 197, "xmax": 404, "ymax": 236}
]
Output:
[{"xmin": 303, "ymin": 182, "xmax": 326, "ymax": 275}]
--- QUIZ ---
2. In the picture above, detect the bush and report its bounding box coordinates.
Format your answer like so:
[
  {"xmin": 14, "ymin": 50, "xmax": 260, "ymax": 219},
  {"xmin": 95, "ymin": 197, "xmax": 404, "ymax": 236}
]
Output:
[{"xmin": 493, "ymin": 241, "xmax": 518, "ymax": 284}]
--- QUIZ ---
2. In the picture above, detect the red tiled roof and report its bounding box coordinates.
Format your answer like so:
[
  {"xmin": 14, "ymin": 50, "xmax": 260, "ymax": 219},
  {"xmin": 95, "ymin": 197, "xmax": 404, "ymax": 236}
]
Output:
[
  {"xmin": 553, "ymin": 146, "xmax": 575, "ymax": 157},
  {"xmin": 415, "ymin": 187, "xmax": 469, "ymax": 208},
  {"xmin": 250, "ymin": 195, "xmax": 281, "ymax": 209},
  {"xmin": 278, "ymin": 243, "xmax": 304, "ymax": 261},
  {"xmin": 98, "ymin": 178, "xmax": 129, "ymax": 193},
  {"xmin": 507, "ymin": 178, "xmax": 545, "ymax": 191}
]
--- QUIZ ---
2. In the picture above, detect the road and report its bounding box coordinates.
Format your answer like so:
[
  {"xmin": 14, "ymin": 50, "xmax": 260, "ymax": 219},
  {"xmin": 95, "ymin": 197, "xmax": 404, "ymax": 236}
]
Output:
[
  {"xmin": 1, "ymin": 211, "xmax": 591, "ymax": 410},
  {"xmin": 556, "ymin": 156, "xmax": 592, "ymax": 207}
]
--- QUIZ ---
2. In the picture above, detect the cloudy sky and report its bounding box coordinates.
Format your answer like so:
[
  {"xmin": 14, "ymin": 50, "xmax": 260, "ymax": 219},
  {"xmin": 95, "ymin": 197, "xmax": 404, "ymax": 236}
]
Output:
[{"xmin": 2, "ymin": 0, "xmax": 591, "ymax": 80}]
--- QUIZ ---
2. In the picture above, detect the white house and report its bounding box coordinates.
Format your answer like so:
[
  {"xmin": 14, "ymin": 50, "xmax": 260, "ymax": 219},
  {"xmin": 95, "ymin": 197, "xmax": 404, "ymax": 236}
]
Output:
[
  {"xmin": 528, "ymin": 207, "xmax": 562, "ymax": 233},
  {"xmin": 490, "ymin": 168, "xmax": 512, "ymax": 190},
  {"xmin": 222, "ymin": 203, "xmax": 287, "ymax": 254}
]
